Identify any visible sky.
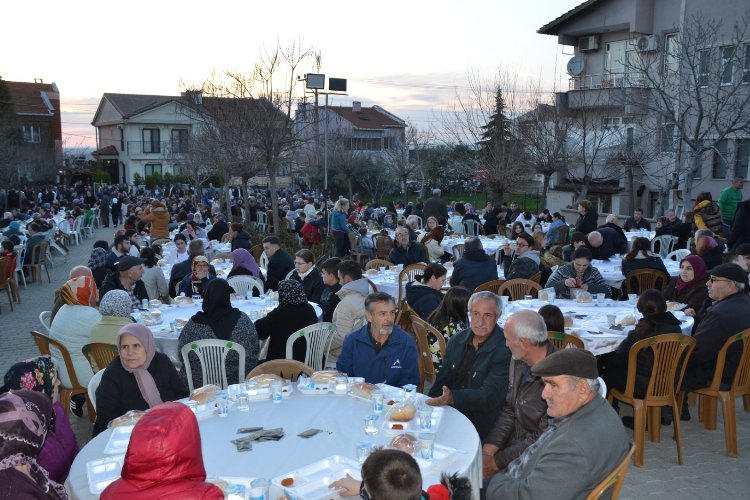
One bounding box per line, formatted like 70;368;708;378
1;0;582;150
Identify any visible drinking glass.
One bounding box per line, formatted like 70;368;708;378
418;432;436;460
249;478;269;500
628;293;638;305
270;380;283;404
364;415;379;435
356;441;373;463
418;406;434;431
236;394;250;412
371;390;384;413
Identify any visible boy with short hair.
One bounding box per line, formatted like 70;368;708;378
319;257;342;322
331;449;424;499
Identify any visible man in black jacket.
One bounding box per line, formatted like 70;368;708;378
99;256;149;309
388;226;427;266
586;228;627;260
206;213;229;241
263;235;294;291
168;240;216;297
230;223;252;251
421;189;448;221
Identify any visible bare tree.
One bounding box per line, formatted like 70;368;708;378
627;12;750;202
358;156;395;205
383;122;431;203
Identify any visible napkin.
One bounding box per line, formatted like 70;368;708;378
231;427;285;452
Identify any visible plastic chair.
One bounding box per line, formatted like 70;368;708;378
551;224;570;247
256;212;268;233
0;258;15;313
88;369;104;411
608;333;696;467
365;259;393;271
14;245;26;290
528;271;542;284
82;343;119;373
28;241;51;284
39;311;52;334
462;219;483;236
259;252;269;269
497;278;542;301
688;328;750;457
181;340;246;393
366;279;379;292
622;269;670;295
651;235;677;258
409;312;441;393
73;216;86;241
396;300;416;335
397;263;428;305
348;232;369;268
548;331;585;349
374;234;394;259
665;249;690;261
151;238;172;246
30;330;95;421
285;322;336;371
82;214;95;238
247;359;313;381
585;443;635;500
474;279;507;294
451;244;465;261
284;268;295;280
227;276;264;297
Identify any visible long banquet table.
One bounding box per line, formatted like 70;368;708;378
67;388;482;499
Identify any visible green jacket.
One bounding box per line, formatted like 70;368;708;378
718;186;743;221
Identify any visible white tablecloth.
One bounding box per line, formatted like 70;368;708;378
501;298;694;356
441;235;504;257
148;299;322;365
591;257;680;288
66;389;481;499
366;266;503;300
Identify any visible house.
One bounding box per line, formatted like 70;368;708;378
4;79;62;183
539;0;750;217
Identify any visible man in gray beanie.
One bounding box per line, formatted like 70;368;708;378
485;349;630;499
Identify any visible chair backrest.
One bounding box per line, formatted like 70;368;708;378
151;238;172;246
30;330;84;390
497;278;542;300
623;333;696;403
462;219;482;236
180;340;246;392
585;444;635;500
285;322;336;371
414;216;423;230
38;311;52;334
82;343;119;372
665;249;690;261
553;224;569;246
528;271;542;284
74;216;84;233
246;359;313;381
452;243;465;261
227;276;264;297
396;300;416;334
0;258;10;287
548;331;585;349
702;328;750;394
30;241;49;265
622;269;670;295
365;259;393;271
374;234;394;259
409;313;438;392
366;279;379;292
88;369;105;410
650;235;677;258
249;244;263;263
259;252;269;269
398;263;428;304
256;211;267;224
474;279;507;294
15;246;25;273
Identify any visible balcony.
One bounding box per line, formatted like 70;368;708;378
563;72;650;112
568;71;649;91
126;141;188;159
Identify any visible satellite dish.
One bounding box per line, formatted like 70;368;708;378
566;56;585;76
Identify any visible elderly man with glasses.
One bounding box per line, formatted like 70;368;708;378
681;263;750;419
388;226;428;266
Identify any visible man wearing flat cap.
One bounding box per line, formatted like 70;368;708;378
682;263;750;414
100;256;149;310
485;349;630;500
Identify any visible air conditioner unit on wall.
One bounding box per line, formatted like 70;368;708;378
579;35;599;52
636;35;658;52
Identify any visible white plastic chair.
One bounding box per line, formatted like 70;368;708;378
73;216;86;241
227;276;264;297
39;311;52;334
414;215;423;230
256;212;268;233
14;246;26;288
259;252;269;269
284;268;296;280
88;369;105;410
82;214;95;238
665;249;690;261
285;322;336;371
181;339;246;393
650;235;677;258
462;219;482;236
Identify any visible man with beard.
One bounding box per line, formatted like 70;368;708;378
336;292;419;387
388;226;428;266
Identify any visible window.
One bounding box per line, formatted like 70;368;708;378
712;139;728;179
736;139;750;179
142;128;160;153
743;43;750;84
22;125;40;143
664;33;679;76
698;49;711;87
144;163;162;176
720;46;735;85
660;117;675;153
171;129;189;154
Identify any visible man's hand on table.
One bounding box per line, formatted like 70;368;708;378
426;385;454;406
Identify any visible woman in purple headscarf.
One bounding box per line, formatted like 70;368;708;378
0;390;67;499
228;248;262;279
664;255;710;316
92;324;188;437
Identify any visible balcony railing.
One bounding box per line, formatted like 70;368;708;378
569;72;649;91
126;141;188;156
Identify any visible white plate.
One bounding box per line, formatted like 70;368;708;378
298;383;332;395
272;455;361;500
103;425;134;455
86;455;124;495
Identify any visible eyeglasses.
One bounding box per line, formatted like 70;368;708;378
708;277;732;284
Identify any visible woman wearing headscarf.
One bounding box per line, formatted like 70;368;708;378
1;357;79;484
664;255;710;315
178;256;216;298
49;276;101;391
100;402;222;499
90;290;134;345
93;324;188;437
227;248;263;280
88;247;109;289
254;280;318;362
0;390;67;499
178;280;259;390
461;203;481;224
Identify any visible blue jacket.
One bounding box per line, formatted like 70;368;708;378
336;324;420;387
331;210;349;232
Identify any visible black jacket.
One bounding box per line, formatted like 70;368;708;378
99;271;149;303
388;242;428;266
93;352;188;437
449;248;498;292
405;282;443;320
291;267;325;304
575;211;599;235
206;220;229;241
231;231;252;251
266;249;295;291
255;303;318;362
319;283;341;322
589;227;627;260
728;199;750;250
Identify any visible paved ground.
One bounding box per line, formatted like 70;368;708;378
1;226;747;498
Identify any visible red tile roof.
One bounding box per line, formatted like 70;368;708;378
5;81;58;115
92;145;119;156
327;105;405;130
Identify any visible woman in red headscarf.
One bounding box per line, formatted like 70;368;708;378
664;255;709;316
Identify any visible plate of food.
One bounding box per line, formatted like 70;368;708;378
271;455;361;500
